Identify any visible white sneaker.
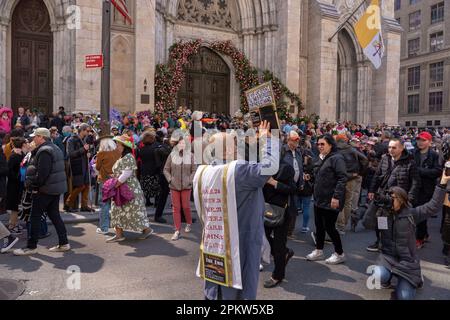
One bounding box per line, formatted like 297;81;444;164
259;264;264;271
185;224;192;233
96;228;108;235
1;237;19;254
171;230;180;241
306;249;324;261
49;244;71;252
325;252;346;265
13;248;37;256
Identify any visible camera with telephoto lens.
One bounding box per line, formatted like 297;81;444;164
374;191;393;209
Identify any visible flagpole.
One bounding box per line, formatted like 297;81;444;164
100;0;111;134
328;0;368;42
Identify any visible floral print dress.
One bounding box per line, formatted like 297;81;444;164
110;153;149;231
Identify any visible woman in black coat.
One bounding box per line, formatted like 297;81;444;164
307;134;348;265
6;137;26;233
138;131;159;206
263;163;297;288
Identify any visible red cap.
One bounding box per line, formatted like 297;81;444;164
417;132;432;141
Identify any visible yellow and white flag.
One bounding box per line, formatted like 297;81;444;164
355;0;384;69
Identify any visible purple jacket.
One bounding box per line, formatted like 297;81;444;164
102;178;134;206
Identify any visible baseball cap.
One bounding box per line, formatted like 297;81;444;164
417;131;432;141
29;128;50;138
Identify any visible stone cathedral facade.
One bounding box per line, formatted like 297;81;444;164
0;0;402;125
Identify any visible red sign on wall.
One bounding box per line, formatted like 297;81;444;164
85;55;103;68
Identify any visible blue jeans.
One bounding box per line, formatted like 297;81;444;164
373;265;416;300
298;196;312;229
98;182;111;232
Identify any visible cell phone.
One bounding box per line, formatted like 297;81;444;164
445;161;450;176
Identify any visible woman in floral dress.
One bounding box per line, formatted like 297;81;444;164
106;134;153;243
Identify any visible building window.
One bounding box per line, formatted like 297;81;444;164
431;2;444;24
435;120;441;126
395;0;401;11
427;120;433;126
410;0;420;4
409;11;421;31
430;32;444;52
412;121;418;126
405;121;411;127
429;91;443;112
408;66;420;90
408;94;420;113
408;38;420;56
430;61;444;88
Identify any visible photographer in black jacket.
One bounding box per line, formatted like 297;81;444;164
366;171;450;300
367;138;421;252
13;128;69;256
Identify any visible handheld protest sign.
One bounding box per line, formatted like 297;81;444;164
245;81;280;130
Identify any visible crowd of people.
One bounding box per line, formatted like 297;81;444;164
0;104;449;301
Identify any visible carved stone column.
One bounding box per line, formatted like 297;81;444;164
135;0;155;111
307;1;340;120
0;21;7;105
357;63;372;124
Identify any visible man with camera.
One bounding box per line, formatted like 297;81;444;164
366;138;421;252
413;132;441;249
65;123;94;212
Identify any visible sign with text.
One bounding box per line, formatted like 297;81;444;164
245;81;276;110
245;81;280;129
85;55;103;68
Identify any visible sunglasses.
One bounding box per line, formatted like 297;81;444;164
317;143;326;146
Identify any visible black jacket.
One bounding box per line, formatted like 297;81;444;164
0;148;8;198
413;148;441;205
299;147;315;197
25;141;67;195
50;116;65;133
336;140;368;178
138;143;158;176
375;140;389;160
67;135;89;187
313;151;348;212
280;145;304;189
369;151;421;206
373;186;447;288
263;164;297;217
155;142;172;175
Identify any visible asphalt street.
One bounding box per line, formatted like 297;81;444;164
0;209;449;300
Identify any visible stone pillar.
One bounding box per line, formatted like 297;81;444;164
52;23;64;112
371;19;402;125
256;30;263;69
135;0;155;111
357;63;372;124
339;66;351;120
75;0;102;113
242;31;252;62
307;1;340;121
165;17;175;61
0;22;7;106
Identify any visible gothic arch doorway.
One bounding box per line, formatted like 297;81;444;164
177;47;230;114
11;0;53;114
337;28;357;122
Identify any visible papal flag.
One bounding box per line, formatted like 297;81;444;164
355;0;384;69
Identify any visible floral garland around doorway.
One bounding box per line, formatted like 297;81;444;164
155;40;303;120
